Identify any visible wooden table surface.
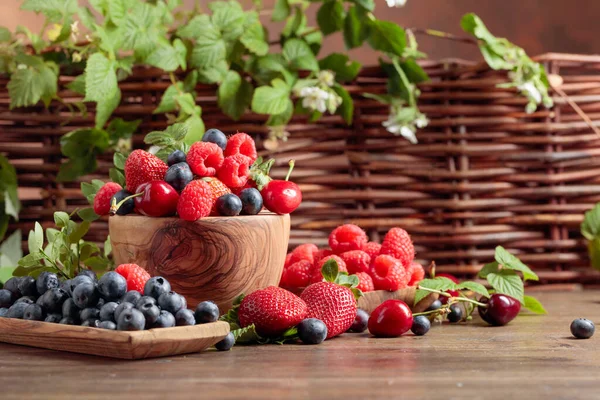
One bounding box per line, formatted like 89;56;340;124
1;291;599;400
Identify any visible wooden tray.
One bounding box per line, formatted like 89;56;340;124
0;319;230;360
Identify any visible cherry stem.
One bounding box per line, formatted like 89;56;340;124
109;193;142;216
285;160;295;181
455;296;488;307
417;286;451;297
413;308;446;317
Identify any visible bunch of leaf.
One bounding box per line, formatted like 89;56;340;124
581;203;600;270
0;155;20;242
415;246;546;321
11;211;113;280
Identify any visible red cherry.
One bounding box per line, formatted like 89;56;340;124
368;299;413;337
477;294;521;326
134;181;179;217
261;160;302;215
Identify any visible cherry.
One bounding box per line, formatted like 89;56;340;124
367;299;413;337
477;294;521;326
261;160;302;215
134;181;179;217
436;273;460;304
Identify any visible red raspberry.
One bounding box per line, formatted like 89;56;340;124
283;260;312;288
284;253;293;268
93;182;122;216
340;250;371;274
380;228;415;267
314;248;334;262
310;255;347;284
177;180;213;221
224;132;257;163
115;263;151;293
124;150;168;192
217;154;251;188
370;255;409;291
355;272;374;292
187;142;224;177
289;243;319;265
363;242;382;259
407;262;425;286
329;224;368;254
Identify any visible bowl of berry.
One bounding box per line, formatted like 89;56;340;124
93;129;302;312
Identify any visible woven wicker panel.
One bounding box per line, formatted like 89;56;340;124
2;53;600;283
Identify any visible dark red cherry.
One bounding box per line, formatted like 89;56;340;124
478;294;521;326
134;181;179;217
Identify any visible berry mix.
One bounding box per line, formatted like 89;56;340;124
93;129;302;220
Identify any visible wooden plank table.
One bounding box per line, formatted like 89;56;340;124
1;291;599;400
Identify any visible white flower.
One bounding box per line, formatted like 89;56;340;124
386;0;407;7
415;115;429;129
70;21;79;42
17;64;26;70
317;70;335;87
518;81;542;104
383;118;418;144
300;86;330;113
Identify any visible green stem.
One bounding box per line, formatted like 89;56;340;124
413;308;444;317
284;160;295;181
416;286;452;297
109;193;143;216
392;57;416;107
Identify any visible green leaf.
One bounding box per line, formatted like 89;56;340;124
587;237;600;270
38;64;58;107
69;221;90;243
321;259;338;283
494;246;538;281
0;230;23;265
84;53;118;103
460;13;496;43
109;168;125;186
332;84;353;125
266;100;294;126
21;0;77;22
350;0;374;11
251;79;292;115
95;88;121;129
83;256;110;272
17;251;44;267
54;212;70;228
106;0;133;26
319;54;361;82
8;68;43;109
28;222;44;254
176;14;210;39
184;116;205;145
77;208;99;222
58;128;110;181
283;39;319;71
218;71;254;121
107;118;140;142
154;83;182;114
478;261;499;279
0;155;20;220
122;2;160;59
414;277;458;305
343;6;368;49
457;281;490;298
367;20;406;57
190;22;226;69
0;27;12;42
240;22;269;56
104;236;112;258
487;270;524;304
581;203;600;240
67;74;86;95
146;43;182;72
522;295;547;314
198;61;229;84
211;1;245;41
272;0;290;21
317;1;344;36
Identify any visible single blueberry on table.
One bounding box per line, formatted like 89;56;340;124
39;288;69;314
6;302;29;319
0;289;14;308
216;194;243;216
571;318;595;339
447;305;463;323
136;296;160;327
348;309;369;333
18;276;38;298
72;282;100;309
411;315;431;336
111;190;135;215
164;162;193;192
297;318;328;345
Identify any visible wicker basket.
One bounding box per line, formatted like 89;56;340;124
2;53;600;284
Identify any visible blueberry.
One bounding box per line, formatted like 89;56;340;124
17;297;35;305
3;277;23;298
72;282;100;309
99;321;117;330
571;318;595;339
0;289;14;308
349;309;369;333
99;302;119;322
297;318;328;344
36;272;59;296
96;298;105;309
216;194;243;216
121;290;142;304
114;302;135;321
411;315;431;336
175;309;196;326
202;128;227;150
151;310;176;329
59;317;77;325
98;271;127;301
111;190;135;215
44;313;63;323
447;304;463;323
81;319;101;328
215;332;235;351
239;188;263;215
77;270;97;282
6;302;29;319
195;301;219;324
164;162;193;192
69;275;94;294
80;307;100;321
426;299;443;312
18;276;38;298
135;296;160;327
158;291;186;315
60;279;72;296
167;150;187;166
23;304;45;321
144;277;171;300
0;308;8;318
39;288;69;313
117;308;146;331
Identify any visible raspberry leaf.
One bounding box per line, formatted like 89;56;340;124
522;295;547;315
478;261;499;279
415;277;458;305
486;270;524;304
457;281;490;298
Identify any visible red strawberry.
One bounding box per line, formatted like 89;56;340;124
289;243;319;265
301;282;357;339
93;182;122;216
177;180;213;221
340;250;371;274
238;286;308;336
329;224;368;254
115;263;151;293
362;242;382;259
124;150;168;192
379;228;415;267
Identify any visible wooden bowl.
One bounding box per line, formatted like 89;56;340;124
358;287;439;314
109;213;290;312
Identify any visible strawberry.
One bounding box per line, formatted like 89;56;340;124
202;177;232;215
238;286;308;336
93;182;122;216
124;150;168;192
115;263;151;293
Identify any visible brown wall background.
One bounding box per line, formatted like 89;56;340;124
1;0;600;63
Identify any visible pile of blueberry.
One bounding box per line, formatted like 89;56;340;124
0;271;234;351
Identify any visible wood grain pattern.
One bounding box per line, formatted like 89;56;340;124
0;319;230;360
358;287;439;314
109;213;290;312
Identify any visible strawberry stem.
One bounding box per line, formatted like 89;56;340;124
109;193;142;216
285;160;295;181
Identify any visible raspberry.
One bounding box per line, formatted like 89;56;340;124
284;253;293;268
355;272;374;292
283;260;312;288
310;255;347;284
408;262;425;286
224;132;257;163
314;248;334;262
124;149;168;192
93;182;122;216
289;244;319;265
202;177;232;215
115;264;151;293
363;242;381;259
380;228;415;267
340;250;371;274
187;142;224;177
217;154;251;188
329;224;368;254
177;180;213;221
370;255;409;291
